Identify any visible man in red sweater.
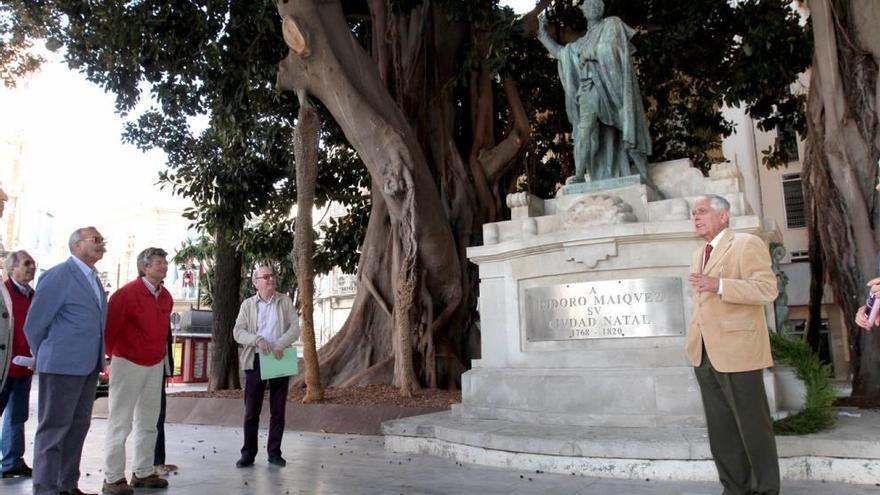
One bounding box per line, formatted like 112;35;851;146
101;248;173;495
0;250;36;479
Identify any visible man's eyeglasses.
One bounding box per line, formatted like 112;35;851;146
81;236;106;244
254;274;277;281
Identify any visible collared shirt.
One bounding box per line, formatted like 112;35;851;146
141;277;162;300
256;292;279;345
70;255;103;305
10;277;33;299
707;228;728;294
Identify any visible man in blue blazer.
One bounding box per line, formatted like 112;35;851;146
25;226;108;495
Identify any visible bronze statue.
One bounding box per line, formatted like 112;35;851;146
538;0;659;195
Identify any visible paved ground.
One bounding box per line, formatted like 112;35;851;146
2;381;878;494
1;415;878;494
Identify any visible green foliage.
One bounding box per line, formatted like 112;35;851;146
770;332;837;435
0;3;46;87
1;0;369;292
172;235;215;307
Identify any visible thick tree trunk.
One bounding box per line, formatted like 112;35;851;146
277;0;463;388
804;0;880;399
805;211;825;351
293;95;324;402
209;229;242;390
276;0;526;389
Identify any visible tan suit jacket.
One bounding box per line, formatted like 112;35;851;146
686;229;778;372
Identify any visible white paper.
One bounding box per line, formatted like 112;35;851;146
12;355;35;368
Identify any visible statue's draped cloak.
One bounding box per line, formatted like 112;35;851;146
557;17;652;180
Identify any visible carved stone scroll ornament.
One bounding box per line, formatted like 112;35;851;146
563;194;637;227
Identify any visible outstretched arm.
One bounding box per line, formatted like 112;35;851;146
537;13;563;58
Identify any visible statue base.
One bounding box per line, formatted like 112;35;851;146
559;174;646;197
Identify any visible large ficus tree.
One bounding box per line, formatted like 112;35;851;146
2;0;812;391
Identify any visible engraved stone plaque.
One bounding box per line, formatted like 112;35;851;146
523;278;685;341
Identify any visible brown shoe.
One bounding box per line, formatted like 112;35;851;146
102;478;134;495
131;472;169;489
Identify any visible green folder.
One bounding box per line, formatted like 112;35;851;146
259;347;299;380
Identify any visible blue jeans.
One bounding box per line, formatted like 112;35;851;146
0;374;32;472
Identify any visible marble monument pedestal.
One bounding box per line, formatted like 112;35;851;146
382;160;876;483
460;158;773;429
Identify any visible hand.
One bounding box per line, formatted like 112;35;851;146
257;339;271;355
868;277;880;296
537;11;548;32
855;306;874;330
688;273;719;294
272;347;284;360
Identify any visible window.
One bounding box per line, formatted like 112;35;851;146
781;172;806;229
789;250;809;262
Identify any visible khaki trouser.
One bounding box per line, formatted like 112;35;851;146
103;357;163;481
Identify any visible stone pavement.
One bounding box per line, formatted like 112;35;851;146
1;417;877;495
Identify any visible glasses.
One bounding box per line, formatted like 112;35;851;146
81;236;106;244
254;274;277;281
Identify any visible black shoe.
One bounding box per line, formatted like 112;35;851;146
235;457;255;468
267;455;287;467
1;462;32;478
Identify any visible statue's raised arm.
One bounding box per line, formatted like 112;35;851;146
537;0;662;198
537;12;563;59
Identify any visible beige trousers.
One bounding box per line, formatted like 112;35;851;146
103;357;163;481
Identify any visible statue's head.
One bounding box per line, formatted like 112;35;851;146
580;0;605;20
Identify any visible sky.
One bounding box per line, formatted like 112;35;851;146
0;1;534;252
501;0;535;13
0;48;186;236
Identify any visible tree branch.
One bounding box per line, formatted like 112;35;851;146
468;57;498;222
282;16;310;57
482;77;530;184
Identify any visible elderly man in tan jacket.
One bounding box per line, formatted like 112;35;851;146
232;265;300;469
686;194;780;495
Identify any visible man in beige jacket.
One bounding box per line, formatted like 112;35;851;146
686;195;780;495
232;265;300;469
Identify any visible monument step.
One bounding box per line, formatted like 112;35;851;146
462;366;706;427
383;409;880;485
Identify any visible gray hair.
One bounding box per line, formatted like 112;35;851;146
698;194;731;214
137;247;168;273
68;226;97;252
5;250;32;270
252;265;274;280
